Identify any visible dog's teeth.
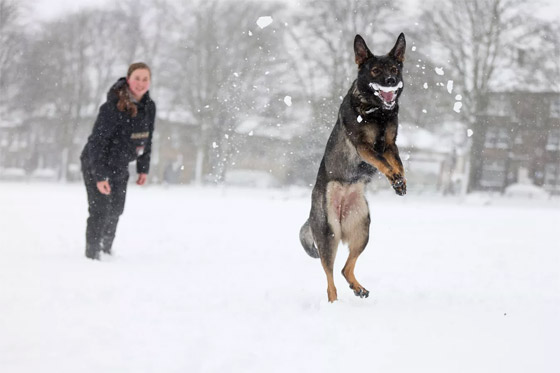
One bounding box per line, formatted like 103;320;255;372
370;81;403;93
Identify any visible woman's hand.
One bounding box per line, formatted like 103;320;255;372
137;173;147;185
96;180;111;195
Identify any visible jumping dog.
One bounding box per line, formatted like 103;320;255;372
300;33;407;302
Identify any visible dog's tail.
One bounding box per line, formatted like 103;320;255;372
299;219;319;258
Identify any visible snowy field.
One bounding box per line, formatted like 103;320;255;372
1;182;559;373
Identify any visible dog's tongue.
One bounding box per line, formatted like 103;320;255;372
380;91;394;102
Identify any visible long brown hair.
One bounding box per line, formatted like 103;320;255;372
116;62;151;118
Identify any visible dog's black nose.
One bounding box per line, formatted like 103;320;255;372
386;77;396;86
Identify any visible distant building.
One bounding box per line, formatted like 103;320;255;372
0;116;63;181
384;122;468;194
472;92;560;194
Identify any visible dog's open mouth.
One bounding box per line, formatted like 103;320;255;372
369;82;403;109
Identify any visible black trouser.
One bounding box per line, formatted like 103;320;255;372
82;166;129;256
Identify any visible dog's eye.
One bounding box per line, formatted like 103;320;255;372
371;68;381;76
390;66;398;75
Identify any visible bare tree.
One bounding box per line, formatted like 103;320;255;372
167;0;288;184
517;21;560;92
419;0;544;192
84;8;144;104
18;8;139;179
20;15;89;179
0;0;25;122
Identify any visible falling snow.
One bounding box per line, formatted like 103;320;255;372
447;80;454;94
454;102;463;113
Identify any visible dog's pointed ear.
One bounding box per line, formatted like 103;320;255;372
354;34;372;67
389;33;406;63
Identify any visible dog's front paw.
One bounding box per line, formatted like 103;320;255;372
392;175;407;196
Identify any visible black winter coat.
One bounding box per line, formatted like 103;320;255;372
81;78;156;182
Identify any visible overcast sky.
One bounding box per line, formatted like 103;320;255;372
26;0;560;22
27;0;111;20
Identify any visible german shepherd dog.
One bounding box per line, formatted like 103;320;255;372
300;33;406;302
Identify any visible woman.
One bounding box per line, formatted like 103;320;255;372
80;62;156;260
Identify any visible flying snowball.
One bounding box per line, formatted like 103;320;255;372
284;96;292;106
257;16;273;29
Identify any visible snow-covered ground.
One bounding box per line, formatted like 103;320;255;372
1;182;559;372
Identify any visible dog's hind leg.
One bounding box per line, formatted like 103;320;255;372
312;219;341;303
341;195;371;299
319;235;340;303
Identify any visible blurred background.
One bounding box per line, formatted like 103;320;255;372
1;0;559;196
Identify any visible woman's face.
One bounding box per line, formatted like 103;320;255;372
127;68;151;99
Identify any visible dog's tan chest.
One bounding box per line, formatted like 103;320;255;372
326;181;368;226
